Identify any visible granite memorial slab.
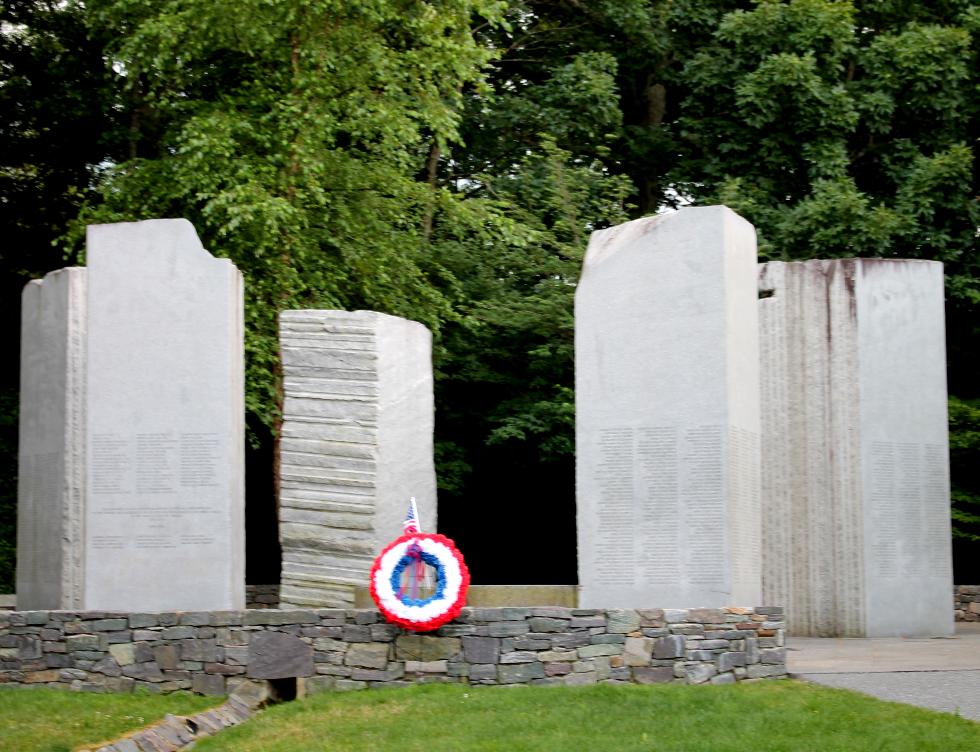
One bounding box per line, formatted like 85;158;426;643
17;268;87;610
575;206;762;608
759;258;953;637
18;219;245;611
278;310;436;608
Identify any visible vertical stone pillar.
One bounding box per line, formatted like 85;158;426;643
18;218;246;611
83;219;245;611
575;206;761;608
16;268;87;610
278;310;436;608
760;259;953;637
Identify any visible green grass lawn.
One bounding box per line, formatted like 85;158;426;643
191;681;980;752
0;687;221;752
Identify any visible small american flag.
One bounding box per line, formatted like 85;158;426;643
403;497;421;535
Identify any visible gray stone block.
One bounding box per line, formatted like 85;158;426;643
122;662;164;682
351;666;405;681
564;671;598;686
192;673;226;696
685;663;717;684
244;610;316;627
89;619;128;632
606;610;641;634
342;625;372;642
461;636;499;664
17;221;246;612
180;639;220;663
394;635;460;661
653;635;685;659
761;648;785;665
497;662;545;684
108;643;135;666
528;617;568;633
160;626;195;640
278;311;436;608
404;660;447;673
576;208;762;608
16;268;87;611
590;634;626;645
760;259;952;637
179;612;211;626
551;633;591;649
66;634;105;652
499;651;537;664
623;636;654;667
247;632;314;678
299;676;336;695
154;645;179;670
334;680;368;692
468;664;496;683
576;644;621;659
510;636;551;650
344;642;390;670
718;651;746;672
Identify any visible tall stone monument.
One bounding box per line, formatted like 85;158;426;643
576;206;762;608
17;219;245;611
278;310;436;608
17;268;86;610
759;259;953;637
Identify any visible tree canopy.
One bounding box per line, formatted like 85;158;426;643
0;0;977;590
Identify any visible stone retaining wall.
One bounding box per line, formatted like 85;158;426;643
0;607;785;694
955;585;979;622
245;585;280;610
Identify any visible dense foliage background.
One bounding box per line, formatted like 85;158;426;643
1;0;977;591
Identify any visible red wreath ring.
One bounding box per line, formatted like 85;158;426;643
369;532;470;632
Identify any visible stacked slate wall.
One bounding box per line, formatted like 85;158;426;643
0;607;785;694
955;586;979;622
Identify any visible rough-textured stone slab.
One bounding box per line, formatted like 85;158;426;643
633;666;674;684
278;310;436;608
461;637;499;664
576;206;761;608
759;259;953;637
247;632;314;678
17;268;87;610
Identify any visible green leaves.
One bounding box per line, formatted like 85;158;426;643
78;0;506;436
949;397;980;541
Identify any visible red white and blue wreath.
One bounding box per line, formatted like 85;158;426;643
369;498;470;632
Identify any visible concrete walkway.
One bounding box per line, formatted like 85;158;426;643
787;622;980;721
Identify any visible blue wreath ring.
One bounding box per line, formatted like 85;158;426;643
369;532;470;632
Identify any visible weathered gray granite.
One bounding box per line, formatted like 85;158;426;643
83;220;245;611
759;259;953;637
17;219;245;612
575;206;762;608
17;268;87;610
278;310;436;608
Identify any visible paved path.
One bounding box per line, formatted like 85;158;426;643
787;622;980;721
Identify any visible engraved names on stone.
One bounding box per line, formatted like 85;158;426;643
593;425;729;591
18;219;245;611
759;258;952;637
576;206;761;608
82;219;244;611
